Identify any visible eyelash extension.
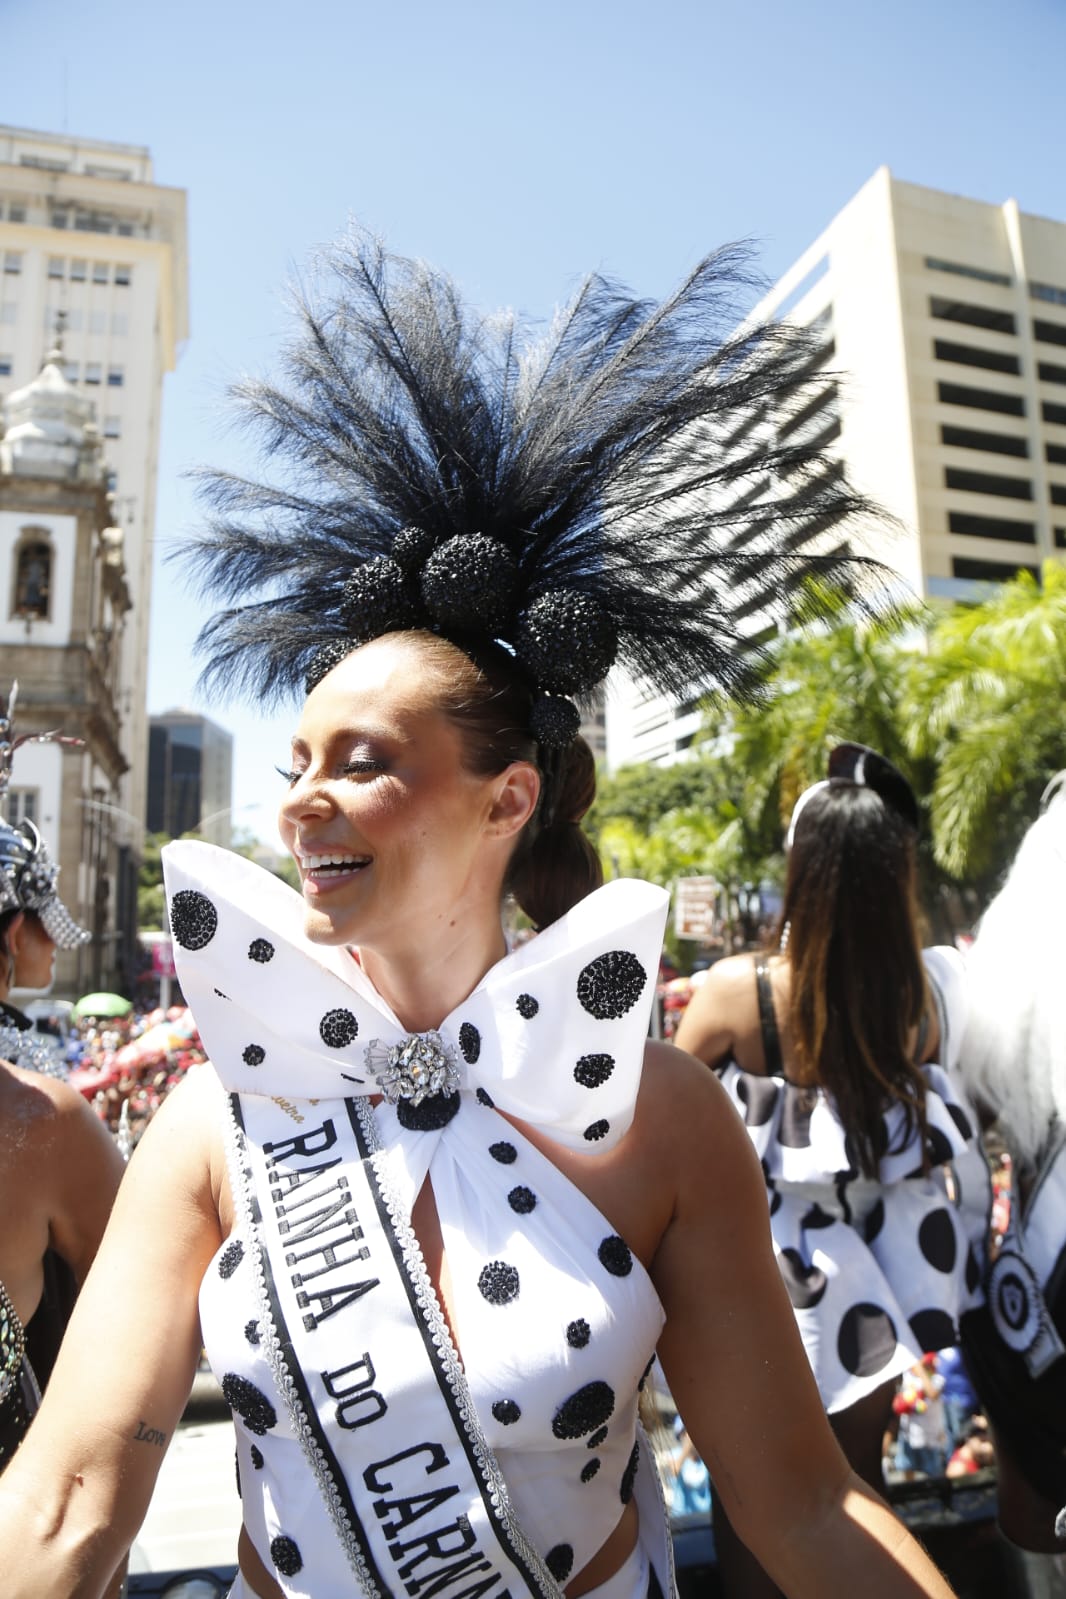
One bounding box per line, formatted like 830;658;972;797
275;765;301;786
275;760;384;786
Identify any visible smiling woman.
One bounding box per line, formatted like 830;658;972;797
0;232;958;1599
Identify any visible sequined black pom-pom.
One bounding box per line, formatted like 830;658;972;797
529;694;580;749
420;534;518;630
305;638;357;693
515;590;618;695
392;524;439;576
340;556;424;640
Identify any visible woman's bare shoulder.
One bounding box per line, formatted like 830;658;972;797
638;1039;748;1168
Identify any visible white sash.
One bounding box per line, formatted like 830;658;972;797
230;1087;564;1599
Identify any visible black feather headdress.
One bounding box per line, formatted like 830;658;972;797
186;231;884;737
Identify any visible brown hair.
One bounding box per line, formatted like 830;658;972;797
780;782;929;1178
405;631;603;930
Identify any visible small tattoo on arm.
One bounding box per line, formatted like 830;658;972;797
133;1420;167;1447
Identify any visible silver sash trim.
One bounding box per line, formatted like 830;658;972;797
226;1089;565;1599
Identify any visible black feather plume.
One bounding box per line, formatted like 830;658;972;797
184;231;888;707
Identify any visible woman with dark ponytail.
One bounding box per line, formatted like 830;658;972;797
676;744;990;1599
0;239;959;1599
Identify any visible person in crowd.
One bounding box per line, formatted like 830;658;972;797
894;1357;949;1482
0;710;125;1468
945;1418;994;1480
957;782;1066;1589
675;743;989;1598
0;236;959;1599
936;1344;979;1454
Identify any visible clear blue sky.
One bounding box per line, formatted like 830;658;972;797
6;0;1064;844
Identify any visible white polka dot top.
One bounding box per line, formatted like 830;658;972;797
165;843;673;1597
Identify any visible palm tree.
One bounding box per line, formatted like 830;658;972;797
903;560;1066;887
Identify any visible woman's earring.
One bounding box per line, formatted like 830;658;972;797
779;921;791;954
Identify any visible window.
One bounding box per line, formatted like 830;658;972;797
948;511;1036;543
11;532;53;620
114;264;131;286
69;259;87;282
934;338;1021;376
92;262;109;284
20;154;68;172
926;257;1012;287
1047;444;1066;466
65;308;82;332
50;211;68;229
6;789;38;826
945;467;1032;501
778;383;839;443
941;424;1028;458
938;381;1025;417
3;252;21;275
47;256;65;279
1034;319;1066;349
1031;282;1066;308
7;206;25;224
74;213;114;234
64;361;79;382
1044;402;1066;426
84;362;101;384
110;312;128;336
1039;362;1066;387
1051;485;1066;507
0;304;17;326
103;416;121;438
1056;528;1066;549
88;310;106;335
116;222;134;237
0;356;12;377
952;556;1039;582
107;365;124;386
930;297;1015;335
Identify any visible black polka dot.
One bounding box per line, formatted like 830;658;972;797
248;938;275;963
620;1441;640;1503
567;1318;591;1349
244;1319;260;1346
476;1087;495;1107
584;1119;610;1143
489;1141;518;1164
638;1354;655;1391
779;1083;817;1148
517;993;539;1019
492;1398;521;1425
910;1308;956;1354
574;1053;614;1089
170;890;218;951
837;1303;898;1379
250;1444;264;1470
235;1450;241;1499
966;1246;982;1295
242;1044;265;1067
735;1074;780;1127
802;1204;835;1230
587;1426;609;1448
864;1198;886;1244
213;987;230;999
925;1126;955;1168
918;1208;958;1274
552;1380;615;1439
478;1261;520;1305
581;1458;601;1483
459;1022;481;1064
769;1187;782;1217
271;1534;303;1577
398;1091;460;1131
947;1102;973;1142
778;1247;829;1310
319;1009;358;1049
508;1185;537;1214
577;950;647;1019
598;1235;633;1277
546;1545;574;1582
218;1240;244;1279
222;1373;277;1436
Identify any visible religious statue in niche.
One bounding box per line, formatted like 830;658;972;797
13;539;52;620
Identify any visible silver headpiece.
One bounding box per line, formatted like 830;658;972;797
0;683;90;949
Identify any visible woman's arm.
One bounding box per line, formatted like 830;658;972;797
0;1068;226;1597
43;1077;126;1285
650;1049;955;1599
672;960;742;1065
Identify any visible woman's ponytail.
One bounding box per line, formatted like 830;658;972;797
508;736;602;930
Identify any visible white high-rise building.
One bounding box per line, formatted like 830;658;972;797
608;168;1066;769
0;125;188;844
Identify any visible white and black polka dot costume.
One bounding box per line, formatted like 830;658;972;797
166;843;672;1598
716;948;991;1413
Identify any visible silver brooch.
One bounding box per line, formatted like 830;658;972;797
366;1031;462;1106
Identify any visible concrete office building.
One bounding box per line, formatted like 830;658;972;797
147;710;234;847
0;125;188;843
607;168;1066;769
